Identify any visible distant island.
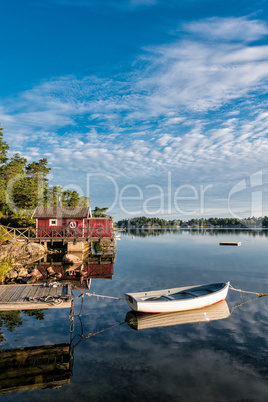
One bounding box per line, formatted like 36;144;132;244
117;216;268;229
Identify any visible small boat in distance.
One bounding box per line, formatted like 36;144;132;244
219;242;241;246
125;282;230;313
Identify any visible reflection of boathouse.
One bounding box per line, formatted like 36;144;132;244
35;240;117;287
36;257;115;283
0;343;72;394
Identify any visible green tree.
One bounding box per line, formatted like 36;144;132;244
5;158;52;213
0;123;9;165
25;158;51;207
92;206;109;217
2;154;27;215
26;158;51;178
78;196;91;207
46;185;63;206
62;190;80;207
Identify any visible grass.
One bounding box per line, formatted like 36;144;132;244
0;257;12;284
0;226;10;244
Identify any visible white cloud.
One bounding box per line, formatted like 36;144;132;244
184;17;268;42
4;17;268;136
46;0;159;10
1;17;268;218
140;37;268;113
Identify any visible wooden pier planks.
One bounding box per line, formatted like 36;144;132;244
0;284;72;310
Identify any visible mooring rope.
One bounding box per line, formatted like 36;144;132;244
85;292;124;301
72;285;124;301
229;284;268;297
27;295;67;305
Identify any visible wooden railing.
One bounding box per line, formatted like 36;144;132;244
0;224;114;241
0;225;35;240
36;227;113;239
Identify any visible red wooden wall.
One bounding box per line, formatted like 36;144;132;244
36;218;113;238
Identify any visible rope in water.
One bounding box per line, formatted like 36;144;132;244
229;284;268;297
84;321;124;339
230;295;261;315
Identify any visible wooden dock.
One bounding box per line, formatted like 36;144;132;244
0;283;72;311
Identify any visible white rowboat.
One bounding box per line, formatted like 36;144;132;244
125;282;230;313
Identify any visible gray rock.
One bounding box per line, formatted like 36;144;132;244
17;268;29;277
6;270;18;280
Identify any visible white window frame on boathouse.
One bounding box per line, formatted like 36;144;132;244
49;219;58;226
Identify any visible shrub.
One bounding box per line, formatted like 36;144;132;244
0;226;9;244
0;257;12;284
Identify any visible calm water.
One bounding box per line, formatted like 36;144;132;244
1;230;268;401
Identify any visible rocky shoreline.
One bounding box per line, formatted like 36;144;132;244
0;240;46;262
0;240;46;284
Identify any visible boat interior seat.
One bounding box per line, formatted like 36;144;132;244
203;288;215;293
163;295;175;300
184;291;199;297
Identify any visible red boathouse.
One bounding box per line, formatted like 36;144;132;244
31;206;113;240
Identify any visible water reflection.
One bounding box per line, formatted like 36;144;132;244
1;230;268;401
125;300;230;331
0;343;72;395
35;257;114;288
26;240;117;288
0;310;45;347
1;290;267;399
0;240;117;395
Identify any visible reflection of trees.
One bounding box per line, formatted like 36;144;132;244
0;310;44;348
93;241;102;254
0;311;23;332
23;310;45;320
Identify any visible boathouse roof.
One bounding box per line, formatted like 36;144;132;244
31;206;92;219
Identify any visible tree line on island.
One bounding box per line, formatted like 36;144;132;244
117;216;268;229
0;124;108;227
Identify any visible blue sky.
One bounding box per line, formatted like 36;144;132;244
1;0;268;220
